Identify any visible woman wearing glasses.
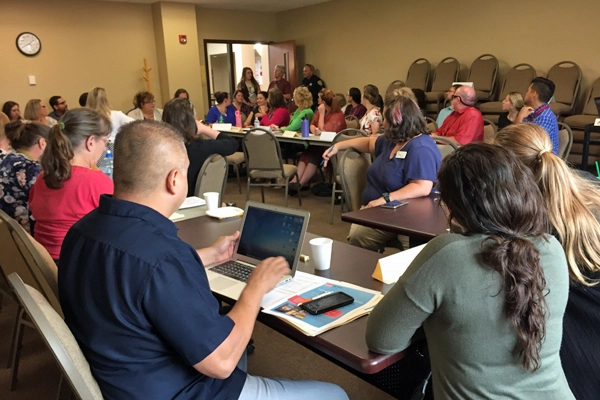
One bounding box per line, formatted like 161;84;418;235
366;143;575;399
23;99;57;127
29;109;113;262
127;91;163;121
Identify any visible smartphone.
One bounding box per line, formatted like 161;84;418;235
300;292;355;315
382;200;408;209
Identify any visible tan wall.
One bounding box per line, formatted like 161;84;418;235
0;0;160;113
277;0;600;112
196;7;277;114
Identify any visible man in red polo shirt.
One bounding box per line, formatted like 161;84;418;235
431;85;483;145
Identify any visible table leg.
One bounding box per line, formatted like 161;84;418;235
582;126;591;169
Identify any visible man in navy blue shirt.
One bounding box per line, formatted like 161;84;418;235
58;120;348;400
517;77;559;154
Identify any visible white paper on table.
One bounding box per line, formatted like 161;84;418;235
372;244;426;284
260;271;330;308
319;131;336;142
169;212;185;221
179;196;206;209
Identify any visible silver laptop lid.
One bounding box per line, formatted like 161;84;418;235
234;201;310;277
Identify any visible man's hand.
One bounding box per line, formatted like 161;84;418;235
197;231;240;265
366;197;386;208
517;106;534;122
246;257;290;295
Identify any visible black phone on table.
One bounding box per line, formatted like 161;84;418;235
382;200;408;209
300;292;354;315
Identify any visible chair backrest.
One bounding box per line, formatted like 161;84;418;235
0;215;37;292
339;148;371;212
498;63;537;100
467;54;499;97
243;128;285;172
385;80;405;97
434;136;459;160
582;77;600;115
0;210;62;315
557;122;574;160
483;119;498;144
330;129;368;175
405;58;431;91
8;273;104;400
430;57;460;92
345;115;360;130
546;61;581;110
194;154;228;201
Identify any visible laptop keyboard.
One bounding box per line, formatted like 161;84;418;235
211;261;254;283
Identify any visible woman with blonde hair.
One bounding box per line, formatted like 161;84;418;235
29;108;114;261
498;92;524;129
360;84;382;136
273;86;314;132
24;99;57;127
495;122;600;400
87;87;134;141
0;112;10;151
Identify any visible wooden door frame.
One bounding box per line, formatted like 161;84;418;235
203;39;271;111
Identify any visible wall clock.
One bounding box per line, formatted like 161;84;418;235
16;32;41;56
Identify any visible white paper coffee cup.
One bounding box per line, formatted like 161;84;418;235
203;192;219;211
310;238;333;270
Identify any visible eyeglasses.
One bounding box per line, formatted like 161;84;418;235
143;100;155;104
451;95;464;104
58;101;66;106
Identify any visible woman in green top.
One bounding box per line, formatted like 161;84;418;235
366;144;575;400
269;86;314;132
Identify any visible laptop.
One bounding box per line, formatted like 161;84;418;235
205;201;310;300
595;97;600;115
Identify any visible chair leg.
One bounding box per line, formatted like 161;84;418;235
260;187;265;203
9;308;26;391
7;303;22;368
284;179;289;207
246;178;251;203
330;182;336;225
234;164;242;194
296;173;302;206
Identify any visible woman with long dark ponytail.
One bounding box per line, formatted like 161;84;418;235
366;143;574;399
29;108;113;262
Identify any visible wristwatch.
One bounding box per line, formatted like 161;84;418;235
382;192;391;202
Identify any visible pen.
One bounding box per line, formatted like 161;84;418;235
297;291;334;306
320;146;334;167
596;161;600;179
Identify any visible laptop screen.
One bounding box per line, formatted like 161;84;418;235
237;206;306;266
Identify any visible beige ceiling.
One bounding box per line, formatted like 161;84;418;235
98;0;333;13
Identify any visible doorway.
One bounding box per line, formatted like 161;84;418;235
204;40;271;108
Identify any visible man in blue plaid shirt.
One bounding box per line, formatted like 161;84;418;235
517;77;559;154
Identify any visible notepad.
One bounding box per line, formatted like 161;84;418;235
179;196;206;209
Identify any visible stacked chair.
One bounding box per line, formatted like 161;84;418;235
467;54;499;103
425;57;460;115
405;58;431;92
546;61;582;119
479;63;537;123
564;77;600;165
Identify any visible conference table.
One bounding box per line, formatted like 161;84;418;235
175;215;406;376
341;195;449;243
219;128;335;147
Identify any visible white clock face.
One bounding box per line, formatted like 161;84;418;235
17;33;41;56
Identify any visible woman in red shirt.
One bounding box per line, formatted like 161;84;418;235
29;108;113;261
290;89;346;194
260;88;290;127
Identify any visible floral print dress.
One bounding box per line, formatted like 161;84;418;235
0;152;42;233
360;107;383;136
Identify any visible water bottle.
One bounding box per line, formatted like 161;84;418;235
235;110;242;128
301;116;310;137
98;149;114;179
254;117;260;128
219;114;224;124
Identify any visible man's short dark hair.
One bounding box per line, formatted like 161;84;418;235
79;92;88;107
49;95;61;109
530;78;555;103
114;120;186;195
